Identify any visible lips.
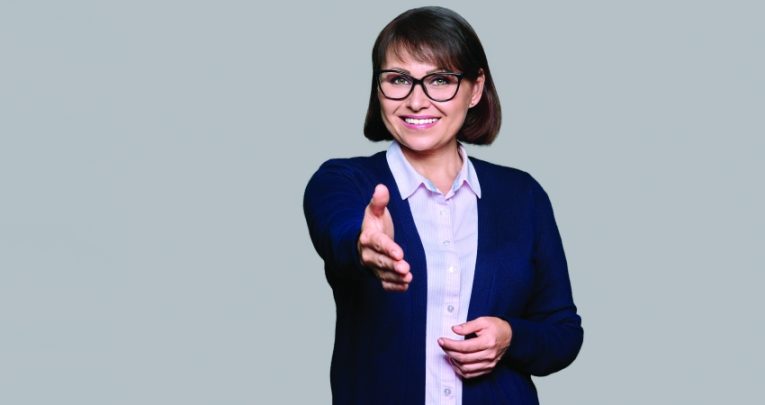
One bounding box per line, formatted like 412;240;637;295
401;116;440;129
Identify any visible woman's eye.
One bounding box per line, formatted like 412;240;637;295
429;75;454;86
390;75;412;86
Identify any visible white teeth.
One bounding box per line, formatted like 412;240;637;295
404;118;438;125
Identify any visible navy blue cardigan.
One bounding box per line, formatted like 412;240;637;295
303;151;583;404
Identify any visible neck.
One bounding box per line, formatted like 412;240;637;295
399;141;463;194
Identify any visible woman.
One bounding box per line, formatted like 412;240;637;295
304;6;582;404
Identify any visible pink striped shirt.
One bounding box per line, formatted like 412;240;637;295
386;141;480;405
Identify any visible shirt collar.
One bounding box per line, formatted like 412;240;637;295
385;141;482;200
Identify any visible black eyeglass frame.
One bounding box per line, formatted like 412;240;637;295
375;69;466;102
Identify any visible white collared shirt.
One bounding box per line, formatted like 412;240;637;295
386;141;480;405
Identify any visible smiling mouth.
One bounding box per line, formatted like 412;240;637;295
403;117;439;125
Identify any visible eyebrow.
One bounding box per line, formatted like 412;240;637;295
382;67;453;75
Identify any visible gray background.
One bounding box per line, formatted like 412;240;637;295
1;0;763;404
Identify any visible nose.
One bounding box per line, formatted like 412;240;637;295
405;82;430;111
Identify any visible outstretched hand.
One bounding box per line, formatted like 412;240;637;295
357;184;412;292
438;317;513;379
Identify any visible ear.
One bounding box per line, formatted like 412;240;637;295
468;69;485;108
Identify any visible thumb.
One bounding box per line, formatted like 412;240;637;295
452;318;484;336
368;184;390;217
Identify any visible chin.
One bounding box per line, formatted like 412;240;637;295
396;136;450;154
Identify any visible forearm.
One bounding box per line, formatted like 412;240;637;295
303;161;367;278
503;310;583;376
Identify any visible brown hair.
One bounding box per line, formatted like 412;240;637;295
363;6;501;144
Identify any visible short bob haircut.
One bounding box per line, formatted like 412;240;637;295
364;6;501;144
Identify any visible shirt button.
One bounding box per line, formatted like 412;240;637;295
444;388;452;396
447;305;455;313
447;266;455;273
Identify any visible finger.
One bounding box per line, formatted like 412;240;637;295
460;361;495;374
448;358;467;378
447;356;492;377
392;259;410;276
359;231;404;263
360;251;410;282
361;249;396;272
438;337;485;354
375;264;412;284
397;264;413;282
375;267;411;283
381;280;409;292
368;184;390;217
444;348;493;365
364;256;410;284
460;369;491;379
369;232;404;261
452;318;486;337
448;358;492;379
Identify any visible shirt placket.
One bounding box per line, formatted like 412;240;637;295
438;195;461;404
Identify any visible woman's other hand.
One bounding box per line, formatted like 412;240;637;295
357;184;412;292
438;317;513;379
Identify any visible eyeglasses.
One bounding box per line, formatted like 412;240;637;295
376;70;465;102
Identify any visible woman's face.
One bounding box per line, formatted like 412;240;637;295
378;48;484;158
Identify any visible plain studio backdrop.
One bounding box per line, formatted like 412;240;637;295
1;1;762;404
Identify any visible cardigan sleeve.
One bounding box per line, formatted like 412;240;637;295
303;159;369;281
502;179;584;376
